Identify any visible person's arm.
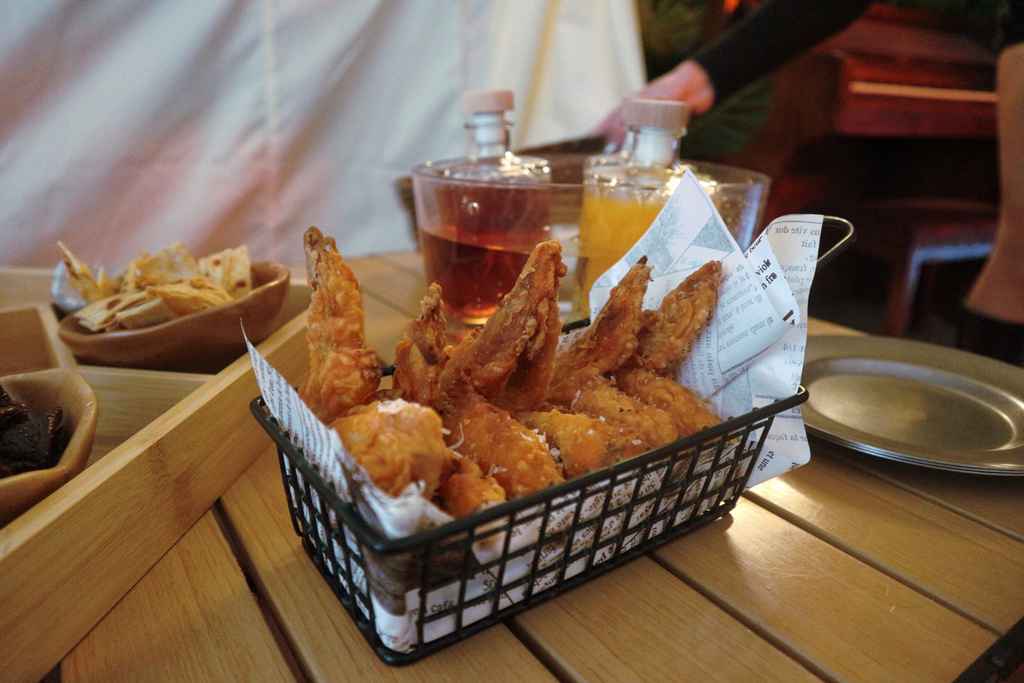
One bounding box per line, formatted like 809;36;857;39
592;0;871;141
692;0;872;105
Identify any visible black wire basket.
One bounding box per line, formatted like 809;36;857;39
250;215;853;665
250;387;808;665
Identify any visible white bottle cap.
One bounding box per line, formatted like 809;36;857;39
463;89;515;114
622;97;690;130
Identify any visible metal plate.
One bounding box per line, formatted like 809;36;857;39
803;335;1024;475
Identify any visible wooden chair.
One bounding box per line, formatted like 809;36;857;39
842;196;998;338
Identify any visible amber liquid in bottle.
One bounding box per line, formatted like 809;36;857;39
416;89;551;326
420;179;551;324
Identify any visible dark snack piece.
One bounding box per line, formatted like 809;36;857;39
0;387;30;433
0;406;68;478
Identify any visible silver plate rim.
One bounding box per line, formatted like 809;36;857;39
803;335;1024;476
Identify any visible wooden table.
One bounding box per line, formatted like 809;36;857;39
8;252;1024;682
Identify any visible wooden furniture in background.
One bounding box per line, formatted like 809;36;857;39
725;4;1002;338
839;197;998;337
727;3;999;220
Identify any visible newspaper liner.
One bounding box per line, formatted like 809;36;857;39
246;170;823;653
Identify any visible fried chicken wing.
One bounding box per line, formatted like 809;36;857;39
440;240;566;409
436;455;507;518
613;366;719;437
516;408;647;478
561;376;677;449
331;399;457;499
548;258;652;404
633;261;722;373
298;227;383;424
492;244;566;414
441;387;563;498
392;283;449;407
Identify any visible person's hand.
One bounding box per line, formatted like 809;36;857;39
591;60;716;147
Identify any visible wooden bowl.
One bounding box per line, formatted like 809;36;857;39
56;262;291;374
0;368;99;527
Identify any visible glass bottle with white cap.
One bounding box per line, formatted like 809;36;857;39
414;89;552;326
575;97;691;314
447;89;552;181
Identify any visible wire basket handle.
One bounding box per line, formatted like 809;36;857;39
818;215;856;270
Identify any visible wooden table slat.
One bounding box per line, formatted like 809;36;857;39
513;556;823;683
748;449;1024;633
826;446;1024;542
655;498;997;683
218;447;558;682
62;511;297;682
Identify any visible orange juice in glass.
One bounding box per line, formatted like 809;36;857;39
575;180;673;310
573;97;689;316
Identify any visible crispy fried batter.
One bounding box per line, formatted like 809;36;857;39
547;257;652;404
613;366;719;437
516;408;647;478
634;261;722;373
432;240;567;501
492;244;566;414
440;240;566;408
331;399;457;499
561;376;678;450
436;455;507;518
298;227;382;424
393;283;449;407
441;386;563;498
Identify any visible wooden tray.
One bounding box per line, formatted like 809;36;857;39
0;265;313;681
0;304;77;376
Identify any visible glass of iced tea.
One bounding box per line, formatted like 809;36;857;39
412;162;586;328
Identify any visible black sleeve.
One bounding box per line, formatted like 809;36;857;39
691;0;873;103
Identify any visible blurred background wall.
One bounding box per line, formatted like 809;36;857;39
0;0;644;268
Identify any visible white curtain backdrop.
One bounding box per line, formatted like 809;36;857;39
0;0;643;268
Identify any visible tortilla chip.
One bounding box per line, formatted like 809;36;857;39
73;291;152;332
59;240;257;334
57;241;118;303
119;257;142;293
95;267;119;299
129;242;201;289
198;245;251;299
114;297;178;329
146;277;233;316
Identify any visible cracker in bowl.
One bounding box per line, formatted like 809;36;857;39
58;241;254;333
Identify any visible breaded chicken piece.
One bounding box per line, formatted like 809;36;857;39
634;261;722;373
548;258;652;404
562;376;678;450
299;227;382;424
331;399;457;499
440;240;566;407
441;387;563;499
436;456;507;518
516;408;647;478
612;366;720;437
392;283;449;407
492;245;566;414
